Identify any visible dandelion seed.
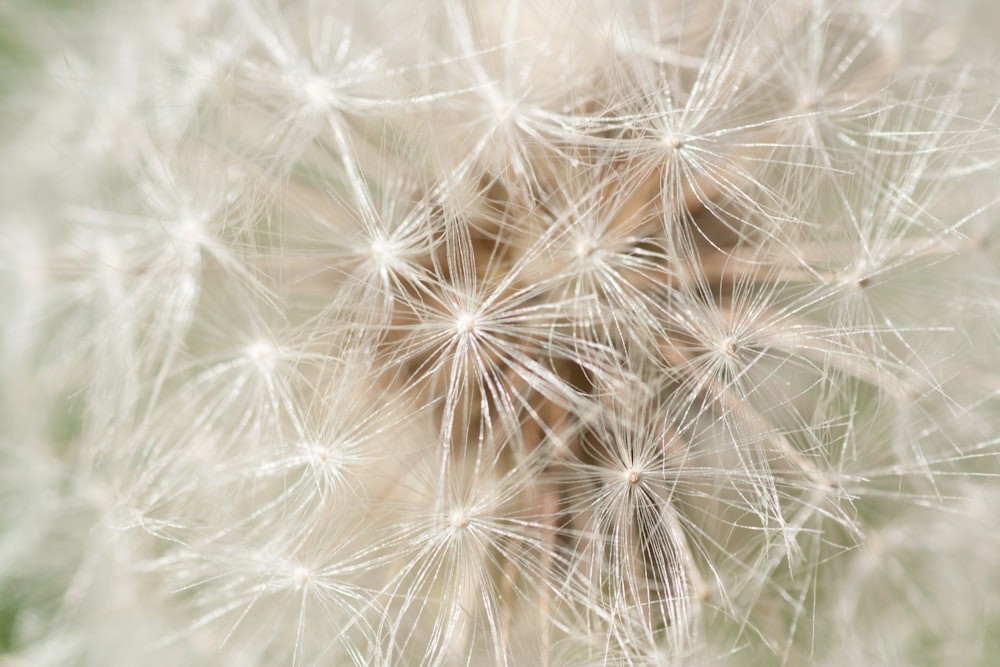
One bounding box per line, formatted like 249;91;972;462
454;312;478;336
662;133;684;151
449;510;470;531
243;339;279;371
291;565;311;589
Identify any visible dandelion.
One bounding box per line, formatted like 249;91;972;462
3;0;1000;665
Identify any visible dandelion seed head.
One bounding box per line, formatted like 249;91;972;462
7;1;1000;665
